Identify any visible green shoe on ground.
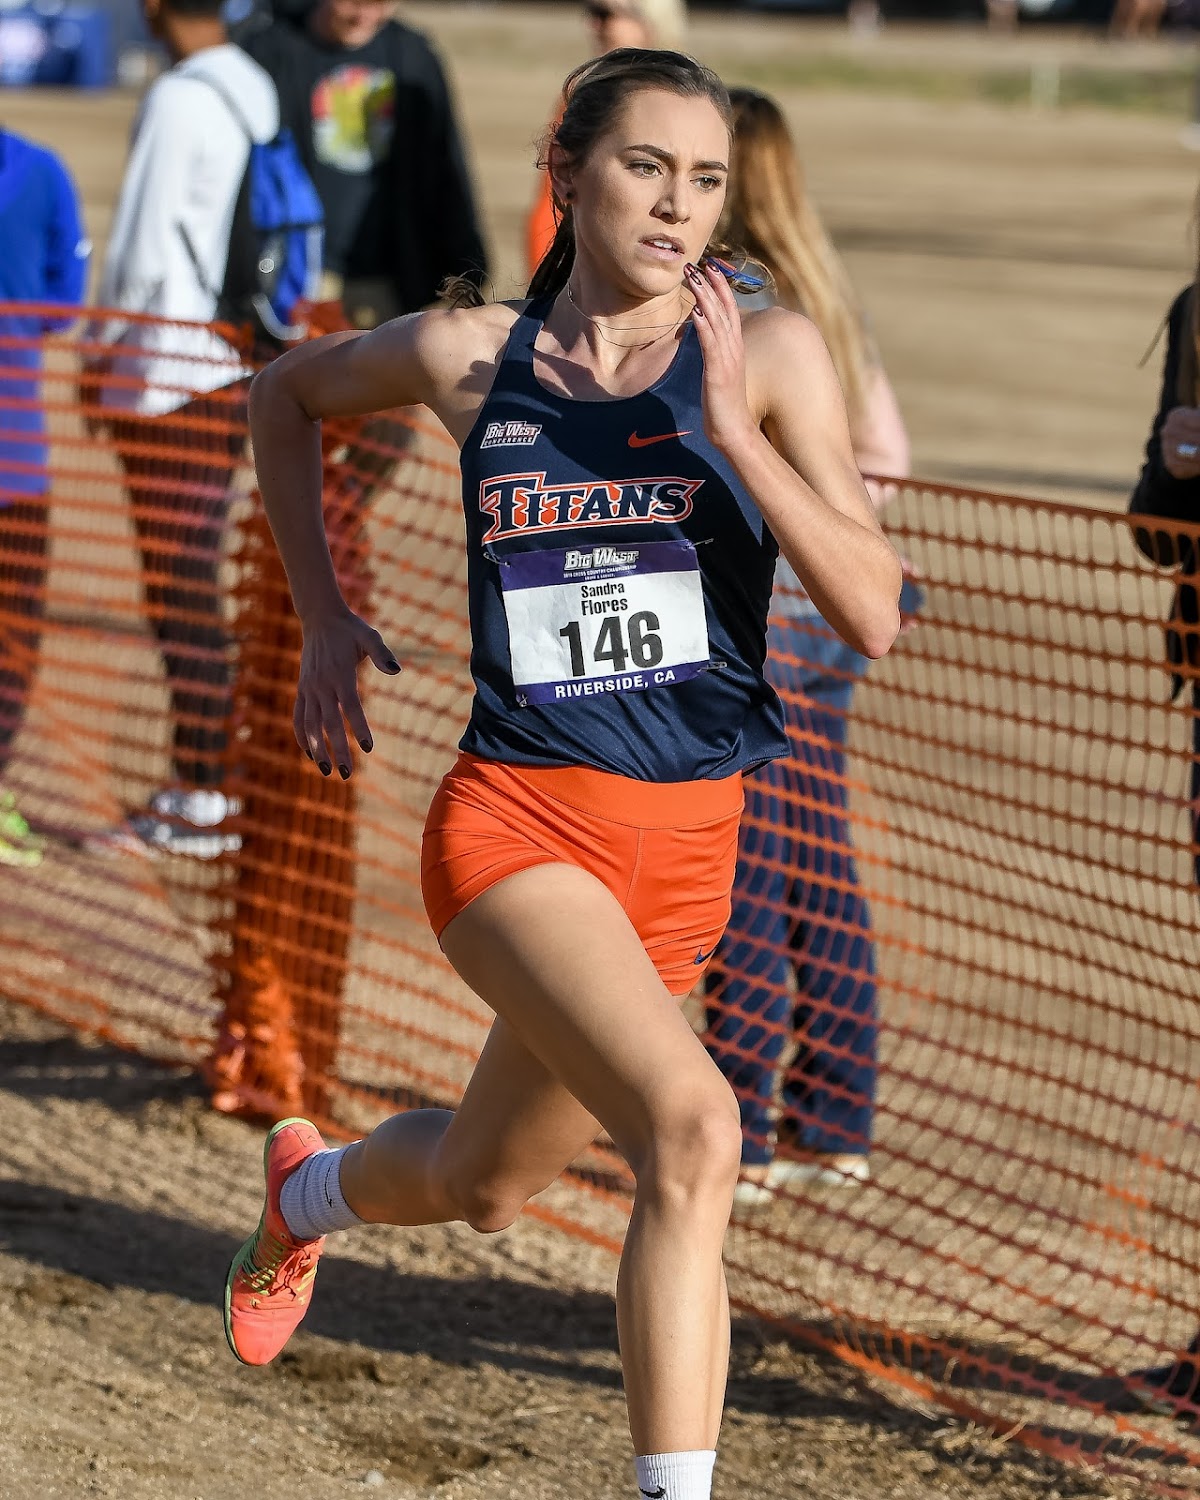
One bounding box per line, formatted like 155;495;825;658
0;792;44;868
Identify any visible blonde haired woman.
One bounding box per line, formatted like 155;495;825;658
720;87;908;492
704;86;912;1205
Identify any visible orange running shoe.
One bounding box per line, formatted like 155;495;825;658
224;1117;327;1365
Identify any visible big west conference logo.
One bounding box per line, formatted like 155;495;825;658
479;472;701;543
480;420;541;449
564;546;638;571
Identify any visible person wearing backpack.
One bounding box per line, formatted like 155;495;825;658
86;0;284;857
240;0;487;334
237;0;489;507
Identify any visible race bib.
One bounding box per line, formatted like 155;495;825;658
498;539;710;707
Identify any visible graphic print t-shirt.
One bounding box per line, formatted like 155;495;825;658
241;16;489;309
309;56;396;275
245;24;398;278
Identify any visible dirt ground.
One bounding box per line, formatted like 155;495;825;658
0;997;1142;1500
3;7;1200;1498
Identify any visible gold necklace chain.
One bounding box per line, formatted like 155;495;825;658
564;280;688;350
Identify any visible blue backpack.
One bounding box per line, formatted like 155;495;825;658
184;75;325;346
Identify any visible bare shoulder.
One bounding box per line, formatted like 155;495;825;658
262;298;531;438
741;304;827;362
741;305;840;421
408;300;528;387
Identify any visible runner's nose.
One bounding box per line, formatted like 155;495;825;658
653;179;688;225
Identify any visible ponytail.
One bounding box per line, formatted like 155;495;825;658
527;206;576;301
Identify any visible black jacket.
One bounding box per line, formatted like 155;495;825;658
241;16;488;316
1129;285;1199;700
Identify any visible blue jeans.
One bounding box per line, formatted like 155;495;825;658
705;619;878;1166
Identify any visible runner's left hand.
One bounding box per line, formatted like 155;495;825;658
686;260;756;455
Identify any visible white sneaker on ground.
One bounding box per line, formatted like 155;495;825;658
768;1154;870;1189
732;1154;870;1211
732;1172;776;1210
123;787;242;859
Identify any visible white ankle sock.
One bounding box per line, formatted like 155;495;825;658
278;1146;363;1240
634;1450;716;1500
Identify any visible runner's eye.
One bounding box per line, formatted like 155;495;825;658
694;175;723;192
629;160;661;177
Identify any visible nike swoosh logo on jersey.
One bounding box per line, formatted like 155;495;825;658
628;430;692;448
639;1489;667;1499
693;943;719;965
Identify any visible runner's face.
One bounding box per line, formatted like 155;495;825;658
566;90;730;298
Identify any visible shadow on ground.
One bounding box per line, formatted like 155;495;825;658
1;1012;1190;1481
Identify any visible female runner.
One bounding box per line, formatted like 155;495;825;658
224;48;901;1500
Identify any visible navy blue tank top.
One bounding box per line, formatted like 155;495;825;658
457;297;788;783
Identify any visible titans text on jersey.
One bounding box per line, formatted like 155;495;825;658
479;473;702;543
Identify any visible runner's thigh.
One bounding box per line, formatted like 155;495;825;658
439;862;735;1171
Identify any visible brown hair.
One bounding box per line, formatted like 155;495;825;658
719;87;873;426
1176;288;1200;408
528;48;734;302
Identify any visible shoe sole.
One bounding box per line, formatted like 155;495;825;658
1128;1387;1177;1417
223;1116;313;1366
733;1189;774;1210
0;849;43;869
1127;1373;1197;1416
769;1163;870;1189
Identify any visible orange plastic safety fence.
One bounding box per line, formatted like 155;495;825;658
2;306;1199;1493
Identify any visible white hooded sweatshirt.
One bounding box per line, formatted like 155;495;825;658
95;43;279;415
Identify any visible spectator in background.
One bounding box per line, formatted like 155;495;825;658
525;0;687;278
88;0;279;856
985;0;1019;31
1110;0;1166;37
1125;251;1200;1414
240;0;488;331
702;88;912;1208
0;128;88;868
1130;278;1200;886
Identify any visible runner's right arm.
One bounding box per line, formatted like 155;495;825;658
248;308;479;617
247;306;507;770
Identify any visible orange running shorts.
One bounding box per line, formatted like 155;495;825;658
421;753;744;996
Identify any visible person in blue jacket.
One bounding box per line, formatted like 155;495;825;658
0;127;89;867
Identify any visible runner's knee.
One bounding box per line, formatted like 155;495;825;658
441;1162;530;1235
634;1086;743;1207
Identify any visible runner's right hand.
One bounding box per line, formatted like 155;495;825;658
294;607;401;777
1161;406;1200;480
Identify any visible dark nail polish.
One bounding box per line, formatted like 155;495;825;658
339;764;350;780
359;737;373;753
693;304;705;318
385;658;401;674
304;746;313;761
318;760;331;776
